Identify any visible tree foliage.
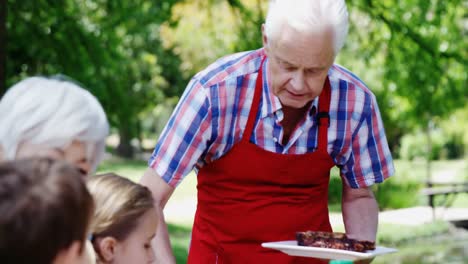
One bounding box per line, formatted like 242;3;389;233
221;0;466;153
352;0;467;123
6;0;185;157
5;0;466;158
343;0;467;157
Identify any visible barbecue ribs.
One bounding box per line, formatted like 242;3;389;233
296;231;376;252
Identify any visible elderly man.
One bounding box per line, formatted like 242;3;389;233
141;0;394;263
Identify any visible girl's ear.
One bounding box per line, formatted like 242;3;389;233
96;236;118;262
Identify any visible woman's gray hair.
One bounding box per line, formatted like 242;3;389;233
264;0;349;55
0;76;109;172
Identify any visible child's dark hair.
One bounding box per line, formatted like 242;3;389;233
0;157;94;264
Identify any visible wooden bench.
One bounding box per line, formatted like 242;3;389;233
420;181;468;219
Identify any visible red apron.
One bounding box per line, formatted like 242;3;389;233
187;58;335;264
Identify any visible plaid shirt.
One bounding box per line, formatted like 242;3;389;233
149;48;394;188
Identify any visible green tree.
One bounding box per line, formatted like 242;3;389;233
350;0;467;184
352;0;466;123
6;0;186;158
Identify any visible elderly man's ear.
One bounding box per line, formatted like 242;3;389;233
261;24;268;47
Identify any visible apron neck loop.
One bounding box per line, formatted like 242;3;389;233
317;78;331;151
243;56;266;142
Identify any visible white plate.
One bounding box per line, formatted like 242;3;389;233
261;240;397;260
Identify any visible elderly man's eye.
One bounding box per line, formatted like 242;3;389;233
283;65;297;71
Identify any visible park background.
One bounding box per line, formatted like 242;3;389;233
2;1;467;263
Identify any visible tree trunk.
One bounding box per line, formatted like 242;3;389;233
425;119;434;219
0;0;6;98
116;127;134;159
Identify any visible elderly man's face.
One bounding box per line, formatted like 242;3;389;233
15;140;91;175
264;25;335;109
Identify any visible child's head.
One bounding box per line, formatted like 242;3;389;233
88;173;157;264
0;157;94;264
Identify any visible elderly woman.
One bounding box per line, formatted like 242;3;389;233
0;76;109;174
0;76;109;264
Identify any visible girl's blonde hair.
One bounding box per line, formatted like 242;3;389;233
87;173;155;245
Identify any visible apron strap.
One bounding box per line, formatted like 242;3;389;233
317;78;331;152
243;57;265;142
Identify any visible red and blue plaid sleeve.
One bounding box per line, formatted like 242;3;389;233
148;78;212;187
340;93;395;188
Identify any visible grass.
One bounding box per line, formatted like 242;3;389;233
167;223;191;263
391;158;468;208
374;237;468;264
96;157;148;182
391;158;467;182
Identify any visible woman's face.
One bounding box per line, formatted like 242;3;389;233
15;140;92;175
113;208;158;264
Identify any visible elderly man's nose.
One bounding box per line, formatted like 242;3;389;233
291;71;305;91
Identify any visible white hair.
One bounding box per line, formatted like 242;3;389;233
0;76;109;172
264;0;349;54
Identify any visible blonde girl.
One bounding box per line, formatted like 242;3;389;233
88;173;157;264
